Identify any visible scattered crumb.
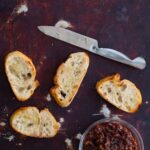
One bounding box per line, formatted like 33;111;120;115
45;94;52;102
145;101;149;104
2;106;9;113
93;104;111;118
65;138;73;150
16;143;22;146
0;3;28;28
37;56;48;71
65;138;72;145
92;113;101;116
40;61;43;65
51;43;54;46
43;56;47;60
55;20;73;29
75;133;82;140
112;114;122;120
6;3;28;23
1;106;9;117
67;109;72;113
4;135;15;142
59;117;65;123
99;104;111;118
0;122;6;127
17;4;28;14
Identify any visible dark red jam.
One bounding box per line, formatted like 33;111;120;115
83;122;139;150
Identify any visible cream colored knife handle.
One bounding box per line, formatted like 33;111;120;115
94;47;146;69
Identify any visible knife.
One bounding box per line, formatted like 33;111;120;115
38;26;146;69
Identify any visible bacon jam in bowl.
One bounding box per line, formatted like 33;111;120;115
79;118;144;150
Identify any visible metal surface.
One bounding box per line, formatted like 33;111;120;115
38;26;146;69
38;26;99;52
95;48;146;69
0;0;149;150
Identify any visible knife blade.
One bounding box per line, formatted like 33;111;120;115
38;26;98;52
38;26;146;69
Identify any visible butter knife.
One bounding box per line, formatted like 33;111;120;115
38;26;146;69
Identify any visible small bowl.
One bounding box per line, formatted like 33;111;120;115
79;118;144;150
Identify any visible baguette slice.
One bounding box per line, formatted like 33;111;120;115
5;51;39;101
51;52;89;107
10;107;60;138
39;109;60;137
96;74;142;113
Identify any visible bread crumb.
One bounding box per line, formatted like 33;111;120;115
59;117;64;123
92;105;111;117
99;104;111;118
0;122;6;127
67;109;72;113
4;135;15;142
40;61;43;65
75;133;82;140
43;56;47;60
112;114;122;119
6;3;28;23
16;143;22;146
65;138;73;150
17;4;28;14
145;101;149;104
1;106;9;117
45;94;52;102
55;20;73;29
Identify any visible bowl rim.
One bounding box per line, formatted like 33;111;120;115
79;117;144;150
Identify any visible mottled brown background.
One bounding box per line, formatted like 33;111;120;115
0;0;150;149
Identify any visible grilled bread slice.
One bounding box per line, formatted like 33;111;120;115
51;52;89;107
10;107;60;138
96;74;142;113
5;51;39;101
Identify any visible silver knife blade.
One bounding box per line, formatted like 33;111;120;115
38;26;98;51
38;26;146;69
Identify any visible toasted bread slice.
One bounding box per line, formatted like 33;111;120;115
96;74;142;113
39;109;60;137
5;51;39;101
51;52;89;107
10;107;40;137
10;107;60;138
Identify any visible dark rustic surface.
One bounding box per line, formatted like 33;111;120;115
0;0;150;149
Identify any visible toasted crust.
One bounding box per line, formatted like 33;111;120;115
50;52;89;107
96;74;142;113
10;107;60;138
10;107;40;137
5;51;39;101
39;109;60;137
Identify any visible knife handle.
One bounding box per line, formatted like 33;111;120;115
95;47;146;69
